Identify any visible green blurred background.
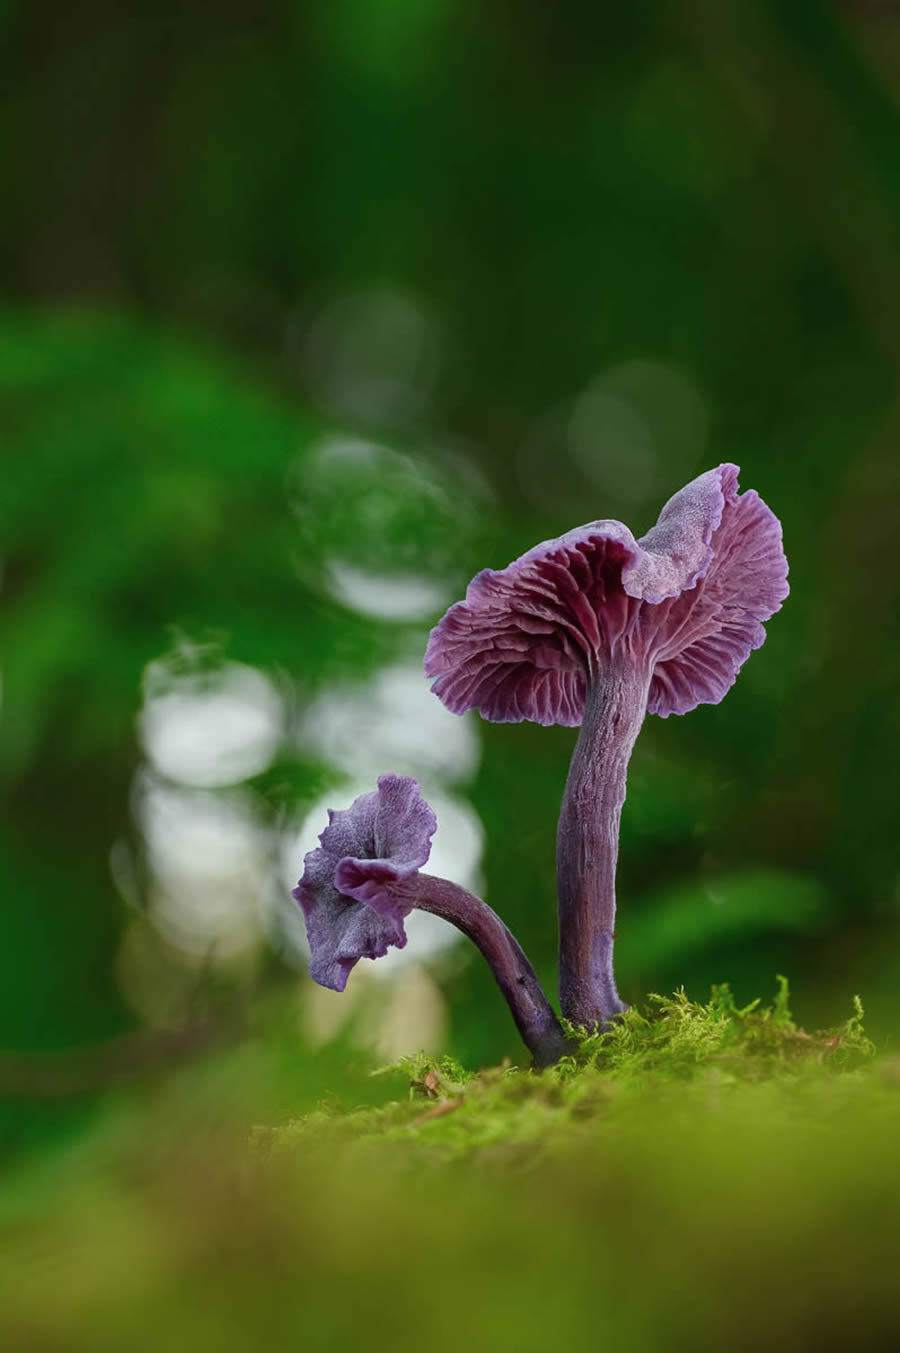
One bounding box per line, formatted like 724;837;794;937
2;0;900;1166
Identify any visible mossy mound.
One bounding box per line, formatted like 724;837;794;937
255;980;877;1164
3;983;899;1352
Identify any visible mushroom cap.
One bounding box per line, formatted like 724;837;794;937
293;774;437;991
424;464;789;724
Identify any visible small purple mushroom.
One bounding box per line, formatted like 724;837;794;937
425;464;789;1028
294;773;570;1066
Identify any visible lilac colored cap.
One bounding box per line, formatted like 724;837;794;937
424;464;789;723
293;774;437;991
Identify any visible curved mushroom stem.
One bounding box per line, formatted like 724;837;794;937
557;660;652;1027
394;873;572;1068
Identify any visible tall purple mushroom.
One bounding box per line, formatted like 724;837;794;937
425;464;789;1027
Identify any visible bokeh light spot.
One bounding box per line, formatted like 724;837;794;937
136;770;272;961
289;435;489;621
139;657;283;789
298;659;480;784
569;391;657;503
298;287;443;425
325;562;450;622
518;360;709;519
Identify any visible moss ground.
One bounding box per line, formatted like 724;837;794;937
257;979;878;1164
2;982;899;1351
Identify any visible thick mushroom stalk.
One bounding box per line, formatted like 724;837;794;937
425;464;789;1027
294;774;570;1067
556;658;650;1024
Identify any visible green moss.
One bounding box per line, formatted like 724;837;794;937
2;982;898;1352
253;980;877;1165
562;977;874;1078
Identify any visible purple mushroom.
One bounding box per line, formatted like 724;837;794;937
425;464;789;1028
294;773;570;1066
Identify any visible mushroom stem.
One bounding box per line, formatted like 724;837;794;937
557;660;651;1027
395;873;572;1068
